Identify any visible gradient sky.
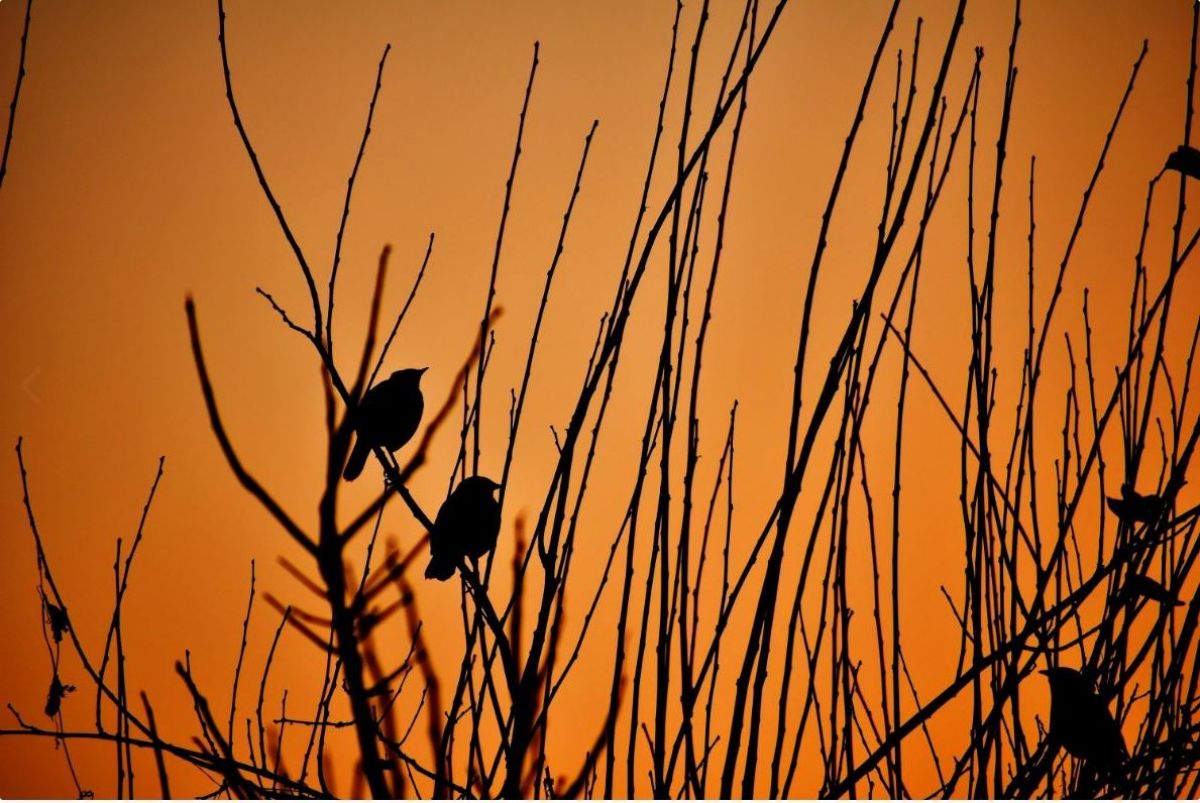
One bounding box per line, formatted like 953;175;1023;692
1;0;1197;797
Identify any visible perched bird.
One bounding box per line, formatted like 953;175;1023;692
1106;483;1166;525
1042;667;1127;772
1166;144;1200;181
44;674;74;719
42;594;69;644
1125;572;1184;607
342;368;426;482
425;476;502;581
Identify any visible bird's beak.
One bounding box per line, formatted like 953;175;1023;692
419;367;429;375
1038;669;1049;677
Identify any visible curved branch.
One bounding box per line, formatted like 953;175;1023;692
186;297;316;554
216;0;323;339
327;43;392;349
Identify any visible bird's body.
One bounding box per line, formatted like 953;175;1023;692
1166;144;1200;180
42;595;69;643
1106;483;1165;525
343;368;426;482
1126;573;1183;607
1043;667;1127;772
425;476;501;581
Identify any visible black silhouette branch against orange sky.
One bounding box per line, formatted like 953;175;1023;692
0;0;31;191
3;0;1200;799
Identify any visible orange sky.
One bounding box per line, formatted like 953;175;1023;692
1;0;1197;798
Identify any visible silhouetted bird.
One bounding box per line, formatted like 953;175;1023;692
1042;667;1127;773
1125;573;1183;607
343;368;426;482
425;476;502;581
42;594;69;643
1166;145;1200;180
44;674;74;718
1106;483;1166;525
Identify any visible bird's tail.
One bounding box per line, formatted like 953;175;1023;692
343;438;371;481
425;555;456;581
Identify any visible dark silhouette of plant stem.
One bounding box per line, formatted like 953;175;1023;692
0;0;32;191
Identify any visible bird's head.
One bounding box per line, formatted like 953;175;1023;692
391;367;428;386
1041;666;1091;695
461;475;501;499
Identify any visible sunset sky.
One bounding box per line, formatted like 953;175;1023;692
1;1;1197;798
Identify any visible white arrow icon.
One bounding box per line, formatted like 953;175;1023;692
20;367;41;404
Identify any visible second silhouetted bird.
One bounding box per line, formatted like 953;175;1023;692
1106;483;1166;525
343;368;426;482
1042;667;1126;772
425;476;502;581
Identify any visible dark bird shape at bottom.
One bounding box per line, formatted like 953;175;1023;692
425;476;502;581
1106;482;1166;525
343;368;426;482
1042;667;1127;772
44;674;74;719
